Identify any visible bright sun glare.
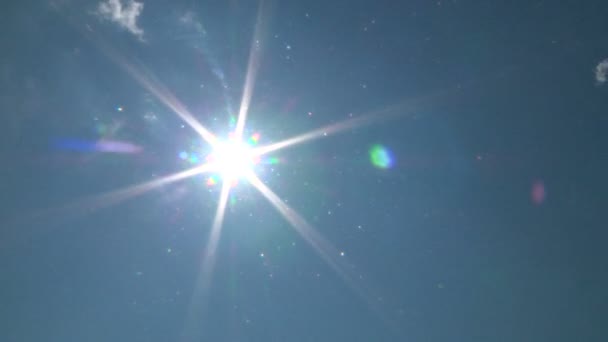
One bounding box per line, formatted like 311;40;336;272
87;4;389;331
207;138;257;181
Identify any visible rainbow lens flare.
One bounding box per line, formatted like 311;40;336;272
265;157;280;165
54;138;142;154
249;132;261;145
369;144;394;169
206;176;219;186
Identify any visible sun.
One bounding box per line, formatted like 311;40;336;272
89;13;388;331
206;137;259;182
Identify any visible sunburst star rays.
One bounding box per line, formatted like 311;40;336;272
54;2;395;338
73;55;394;341
3;164;213;246
234;1;266;140
181;179;232;341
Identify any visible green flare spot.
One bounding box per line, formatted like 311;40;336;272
369;144;394;169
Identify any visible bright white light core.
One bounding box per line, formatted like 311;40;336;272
209;139;255;180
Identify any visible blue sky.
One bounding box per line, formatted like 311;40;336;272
1;1;608;341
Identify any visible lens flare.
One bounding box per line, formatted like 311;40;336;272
249;132;261;145
206;176;218;187
54;138;142;154
264;156;280;165
369;144;394;169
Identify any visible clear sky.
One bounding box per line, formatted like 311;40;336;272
1;1;607;341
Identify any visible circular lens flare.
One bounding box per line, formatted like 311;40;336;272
369;144;394;169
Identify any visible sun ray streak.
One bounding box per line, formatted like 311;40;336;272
182;180;231;341
115;58;218;146
53;5;218;145
5;164;213;244
58;164;213;215
234;1;267;139
252;102;410;157
201;179;231;290
78;27;218;146
252;115;372;156
246;172;380;310
252;87;458;157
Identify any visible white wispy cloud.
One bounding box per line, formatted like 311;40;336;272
595;58;608;85
97;0;145;40
179;10;206;35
